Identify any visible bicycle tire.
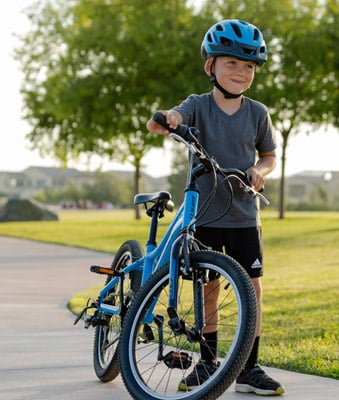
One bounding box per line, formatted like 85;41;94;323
119;250;257;400
93;240;143;382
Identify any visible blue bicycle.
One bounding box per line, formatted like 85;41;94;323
75;112;270;399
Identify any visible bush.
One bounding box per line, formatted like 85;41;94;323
0;199;58;222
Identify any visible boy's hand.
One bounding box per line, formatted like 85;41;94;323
246;166;265;192
246;151;276;191
146;110;182;135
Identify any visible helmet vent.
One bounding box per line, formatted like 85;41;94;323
253;29;259;41
216;24;224;31
220;36;232;47
242;47;255;55
230;23;242;38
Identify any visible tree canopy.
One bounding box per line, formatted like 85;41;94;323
16;0;214;217
16;0;338;218
17;0;212;163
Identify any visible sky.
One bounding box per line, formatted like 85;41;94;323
1;1;338;179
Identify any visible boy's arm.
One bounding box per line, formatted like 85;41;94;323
146;110;183;135
246;150;277;192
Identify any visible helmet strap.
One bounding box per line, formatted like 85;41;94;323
210;74;243;99
209;59;243;99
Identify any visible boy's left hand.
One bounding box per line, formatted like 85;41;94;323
246;167;265;192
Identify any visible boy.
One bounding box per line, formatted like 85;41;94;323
147;19;284;396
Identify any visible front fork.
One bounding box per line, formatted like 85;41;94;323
167;266;206;343
145;238;206;370
167;232;205;337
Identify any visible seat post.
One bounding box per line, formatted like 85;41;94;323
146;203;161;247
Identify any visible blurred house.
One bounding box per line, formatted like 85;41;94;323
287;170;339;206
0;166;168;199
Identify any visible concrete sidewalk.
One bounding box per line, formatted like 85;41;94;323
0;236;337;400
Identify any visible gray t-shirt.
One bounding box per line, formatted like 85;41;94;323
173;92;276;228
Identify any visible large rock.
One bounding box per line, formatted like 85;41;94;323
0;199;58;222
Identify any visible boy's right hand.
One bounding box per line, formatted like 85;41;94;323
146;110;182;135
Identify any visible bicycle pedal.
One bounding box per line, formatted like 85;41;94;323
163;351;192;370
90;265;122;276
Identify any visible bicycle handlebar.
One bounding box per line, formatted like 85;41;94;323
151;112;270;206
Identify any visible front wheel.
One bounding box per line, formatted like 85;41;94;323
93;240;143;382
119;250;257;400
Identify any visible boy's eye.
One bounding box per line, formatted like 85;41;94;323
223;59;255;70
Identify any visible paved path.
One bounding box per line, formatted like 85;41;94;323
0;236;338;400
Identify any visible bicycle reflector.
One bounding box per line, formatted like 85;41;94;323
90;265;117;275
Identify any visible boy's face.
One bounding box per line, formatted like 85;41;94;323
205;56;256;95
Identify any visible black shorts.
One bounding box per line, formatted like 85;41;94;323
195;226;264;278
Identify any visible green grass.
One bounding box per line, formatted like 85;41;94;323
259;213;339;379
0;209;170;253
0;209;338;379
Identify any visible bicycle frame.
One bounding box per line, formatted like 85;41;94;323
97;182;200;317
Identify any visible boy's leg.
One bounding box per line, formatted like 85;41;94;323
222;227;285;396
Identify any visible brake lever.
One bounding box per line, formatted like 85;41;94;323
169;133;203;157
242;185;270;206
256;191;270;206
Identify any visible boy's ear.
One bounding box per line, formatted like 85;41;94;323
204;58;213;76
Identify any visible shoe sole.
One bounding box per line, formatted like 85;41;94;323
235;383;285;396
178;383;193;392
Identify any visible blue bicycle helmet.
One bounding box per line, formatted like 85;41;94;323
201;19;267;66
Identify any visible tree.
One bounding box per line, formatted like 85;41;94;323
82;170;133;207
168;144;189;205
261;0;338;219
34;170;133;207
16;0;213;218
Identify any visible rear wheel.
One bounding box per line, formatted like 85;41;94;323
93;240;143;382
119;250;257;400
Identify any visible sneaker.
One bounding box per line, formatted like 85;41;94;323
235;365;285;396
178;359;219;391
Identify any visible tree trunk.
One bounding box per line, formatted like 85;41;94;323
279;132;289;219
134;163;141;220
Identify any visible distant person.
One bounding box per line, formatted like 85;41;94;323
147;19;285;396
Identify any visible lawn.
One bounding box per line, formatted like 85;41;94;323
0;209;338;379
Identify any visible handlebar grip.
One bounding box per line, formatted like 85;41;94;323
152;111;192;140
152;111;171;131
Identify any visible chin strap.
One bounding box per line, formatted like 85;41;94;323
210;74;243;99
